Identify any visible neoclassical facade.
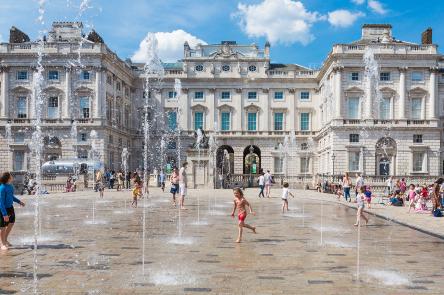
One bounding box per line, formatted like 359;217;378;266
0;22;443;186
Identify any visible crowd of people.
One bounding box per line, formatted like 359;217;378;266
319;173;444;218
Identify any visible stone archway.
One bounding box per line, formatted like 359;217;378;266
243;145;261;174
216;145;234;175
375;137;397;176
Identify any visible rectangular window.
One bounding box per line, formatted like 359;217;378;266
247;91;257;100
300;157;310;173
82;71;90;80
274;91;284;100
13;151;25;171
300;91;310;100
168;91;177;99
194;112;203;130
411;98;422;119
48;70;59;80
380;97;391;119
116;82;121;91
413;134;423;143
168;111;177;130
274;112;284;131
221;91;231;100
413;152;424;172
274;157;283;173
300;113;310;131
16;71;28;80
348;151;360;171
347;97;360;119
380;72;391;81
351;72;360;81
106;75;112;85
79;97;90;118
411;71;423;82
194;91;204;100
17;97;27;118
80;133;87;142
106;100;112;121
247;112;257;131
221;112;230;131
349;134;359;143
47;97;59;119
167;140;177;150
14;133;25;143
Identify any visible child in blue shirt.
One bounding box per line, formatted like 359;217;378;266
0;172;25;250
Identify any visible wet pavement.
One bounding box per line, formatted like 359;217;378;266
0;188;443;294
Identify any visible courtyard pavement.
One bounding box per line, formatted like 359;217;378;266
0;187;443;294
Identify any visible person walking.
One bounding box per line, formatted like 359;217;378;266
258;172;265;198
264;170;273;198
342;172;352;202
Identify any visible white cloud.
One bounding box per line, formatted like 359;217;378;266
351;0;365;4
132;29;206;63
368;0;387;15
234;0;324;45
328;10;365;28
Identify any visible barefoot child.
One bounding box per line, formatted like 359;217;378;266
0;172;25;250
230;188;256;243
281;182;294;213
364;185;372;209
407;184;416;213
132;180;142;208
354;186;369;226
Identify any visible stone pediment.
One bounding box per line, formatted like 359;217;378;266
408;86;428;95
74;86;94;94
217;103;235;110
344;86;364;93
10;86;31;94
379;86;396;93
43;86;64;94
243;103;261;111
190;103;208;111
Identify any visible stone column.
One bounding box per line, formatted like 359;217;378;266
390;96;394;119
179;88;188;130
398;67;406;119
94;68;102;118
262;88;269;131
64;67;71;118
429;68;438;119
0;67;9;118
235;89;243;131
208;88;215;130
334;67;343;119
288;89;296;131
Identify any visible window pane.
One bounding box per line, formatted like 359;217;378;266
411;98;422;119
274;91;284;100
13;151;24;171
347;97;359;119
80;97;90;118
248;92;257;100
194;112;203;130
194;91;204;100
274;112;283;130
48;71;59;80
47;97;58;119
300;113;309;131
413;152;424;172
221;91;230;100
247;112;257;131
274;157;283;173
349;152;360;171
300;92;310;100
17;71;28;80
411;71;423;81
351;72;359;81
300;157;309;173
83;71;90;80
168;91;177;99
380;97;390;119
221;112;230;131
168;111;177;130
380;72;390;81
17;97;27;118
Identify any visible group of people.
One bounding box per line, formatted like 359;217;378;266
257;170;274;198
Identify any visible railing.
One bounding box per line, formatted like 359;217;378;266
343;119;361;125
333;44;437;55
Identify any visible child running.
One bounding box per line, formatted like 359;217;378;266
407;184;416;213
132;179;142;208
230;188;256;243
364;185;372;209
281;182;295;213
354;186;369;226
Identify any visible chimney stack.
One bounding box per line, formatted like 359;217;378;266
421;27;432;44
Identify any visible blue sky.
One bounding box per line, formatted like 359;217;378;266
0;0;443;68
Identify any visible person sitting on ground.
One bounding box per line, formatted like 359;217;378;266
389;191;404;207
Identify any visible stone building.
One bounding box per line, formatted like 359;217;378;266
0;22;443;187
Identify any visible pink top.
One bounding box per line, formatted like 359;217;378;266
408;190;416;201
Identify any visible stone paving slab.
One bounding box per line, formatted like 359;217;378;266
0;188;443;294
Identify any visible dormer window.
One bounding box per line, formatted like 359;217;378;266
248;65;257;72
195;65;204;72
222;65;230;72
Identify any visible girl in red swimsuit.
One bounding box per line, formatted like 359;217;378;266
230;188;256;243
